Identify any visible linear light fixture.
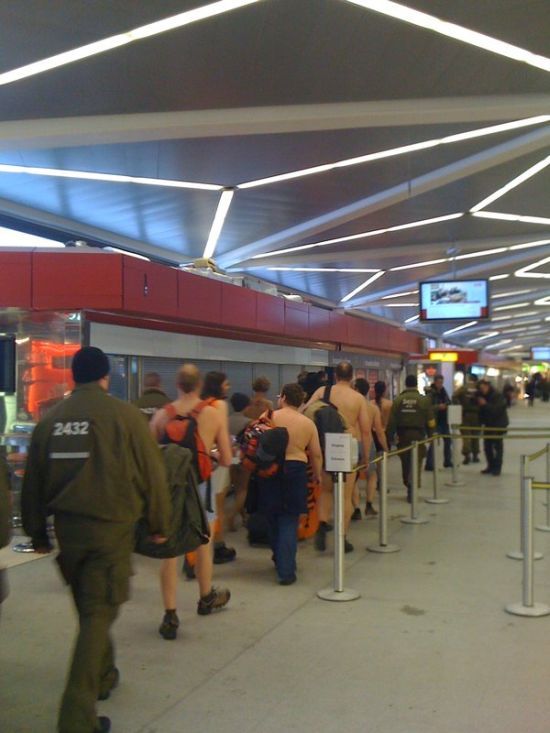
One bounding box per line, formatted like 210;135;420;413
389;258;448;272
0;0;262;86
491;311;539;321
470;155;550;213
509;239;550;251
486;339;514;349
0;226;65;248
104;246;150;261
453;247;507;260
237;117;550;189
468;332;500;343
265;267;380;273
252;213;463;260
473;212;550;226
0;163;222;192
443;320;478;335
515;256;550;279
404;314;419;323
340;270;386;303
491;289;533;299
535;296;550;305
493;302;530;311
381;302;417;307
489;274;510;281
381;289;419;299
203;189;234;259
344;0;550;72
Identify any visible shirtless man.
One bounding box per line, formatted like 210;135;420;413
305;362;372;553
150;364;233;640
353;378;388;518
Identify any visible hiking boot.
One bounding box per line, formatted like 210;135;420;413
197;587;231;616
365;503;378;519
183;557;196;579
344;538;354;554
491;469;501;476
213;543;237;564
351;507;362;521
98;667;120;701
315;522;328;551
159;610;179;640
279;575;297;586
94;716;111;733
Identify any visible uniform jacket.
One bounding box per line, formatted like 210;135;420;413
452;383;481;419
133;388;170;421
388;388;436;439
22;383;172;548
0;458;10;549
426;384;451;427
479;386;509;429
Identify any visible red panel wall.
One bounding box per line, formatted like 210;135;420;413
284;301;309;338
221;283;257;330
33;253;123;310
256;291;285;333
329;311;347;344
177;270;222;324
0;252;32;307
123;260;178;318
308;305;331;342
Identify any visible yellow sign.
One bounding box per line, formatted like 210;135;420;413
429;352;458;362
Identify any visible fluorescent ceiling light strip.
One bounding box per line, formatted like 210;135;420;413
104;246;150;261
255;213;464;261
203;189;234;259
470;155;550;213
473;212;550;226
344;0;550;72
489;274;510;281
510;239;550;251
381;302;417;307
237;117;549;190
405;314;419;323
493;302;530;311
0;0;262;85
468;332;500;343
515;256;550;279
340;270;386;303
486;340;514;348
443;320;477;335
491;289;533;299
0;163;221;192
535;296;550;305
453;247;507;260
0;226;64;248
381;289;419;299
491;311;538;322
266;267;380;273
390;258;448;272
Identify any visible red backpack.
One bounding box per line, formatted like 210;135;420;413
239;411;289;478
161;398;216;482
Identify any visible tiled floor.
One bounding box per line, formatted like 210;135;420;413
2;401;550;733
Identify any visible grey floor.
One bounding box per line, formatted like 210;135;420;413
2;401;550;733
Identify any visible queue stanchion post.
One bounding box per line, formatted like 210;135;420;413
535;444;550;533
507;455;543;561
445;425;465;488
505;475;550;617
367;451;400;554
401;441;428;525
318;434;360;602
426;435;449;505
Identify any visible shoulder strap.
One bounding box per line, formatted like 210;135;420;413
190;396;217;419
164;403;178;420
323;385;331;403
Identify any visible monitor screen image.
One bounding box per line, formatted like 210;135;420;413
419;280;489;321
531;347;550;360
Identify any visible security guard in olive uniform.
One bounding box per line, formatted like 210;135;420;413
452;374;481;464
388;374;436;501
22;347;172;733
133;371;170;422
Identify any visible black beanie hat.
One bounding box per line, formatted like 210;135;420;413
72;347;110;384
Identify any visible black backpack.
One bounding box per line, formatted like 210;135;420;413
306;385;347;455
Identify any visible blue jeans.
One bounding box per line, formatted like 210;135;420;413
265;513;299;582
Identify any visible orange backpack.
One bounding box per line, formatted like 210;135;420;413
161;398;216;482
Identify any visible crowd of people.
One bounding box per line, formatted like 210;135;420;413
0;346;537;733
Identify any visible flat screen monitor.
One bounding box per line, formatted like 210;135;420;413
0;335;16;394
471;365;486;376
531;347;550;361
419;280;489;321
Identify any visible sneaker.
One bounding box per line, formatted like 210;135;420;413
213;543;237;564
365;503;378;519
98;668;120;701
279;575;297;586
481;468;492;474
159;610;179;640
315;523;328;551
344;538;354;554
351;507;362;521
94;717;111;733
197;587;231;616
183;557;196;580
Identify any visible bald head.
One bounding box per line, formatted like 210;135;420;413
176;364;201;394
335;361;353;382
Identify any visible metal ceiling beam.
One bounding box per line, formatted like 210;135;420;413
0;197;193;263
220;125;550;267
0;95;549;151
230;232;550;268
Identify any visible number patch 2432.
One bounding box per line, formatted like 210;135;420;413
53;421;90;436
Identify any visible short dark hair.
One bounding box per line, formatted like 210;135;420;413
281;383;305;407
335;362;353;381
202;371;227;400
230;392;250;413
252;376;271;394
354;377;369;396
405;374;417;388
434;374;444;382
144;371;161;389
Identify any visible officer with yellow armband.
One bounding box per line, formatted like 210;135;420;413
22;347;172;733
388;374;436;502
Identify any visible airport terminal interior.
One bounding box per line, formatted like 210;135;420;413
0;1;549;732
